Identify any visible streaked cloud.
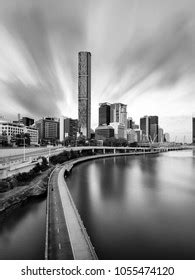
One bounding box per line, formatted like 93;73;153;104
0;0;194;141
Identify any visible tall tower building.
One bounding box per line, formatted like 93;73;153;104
193;117;195;144
99;103;110;125
78;51;91;139
149;116;158;142
140;116;149;141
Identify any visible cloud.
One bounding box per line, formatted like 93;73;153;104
103;13;195;100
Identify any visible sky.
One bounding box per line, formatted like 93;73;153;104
0;0;195;142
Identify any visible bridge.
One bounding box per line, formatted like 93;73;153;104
44;145;186;260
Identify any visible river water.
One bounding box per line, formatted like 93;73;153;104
0;150;194;260
66;150;195;260
0;197;46;260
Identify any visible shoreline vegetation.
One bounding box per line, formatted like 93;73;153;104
0;149;93;216
0;148;159;218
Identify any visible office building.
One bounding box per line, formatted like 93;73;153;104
193;117;195;144
95;125;114;141
149;116;158;142
110;122;125;139
23;126;38;145
21;117;34;126
0;118;38;145
127;129;137;143
158;128;164;143
127;117;133;129
78;51;91;139
140;116;149;141
135;129;142;142
60;116;78;141
110;103;127;138
99;103;110;125
35;117;59;144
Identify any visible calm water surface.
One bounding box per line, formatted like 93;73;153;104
66;150;195;259
0;197;46;259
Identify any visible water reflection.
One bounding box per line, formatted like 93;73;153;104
0;197;46;260
67;150;195;259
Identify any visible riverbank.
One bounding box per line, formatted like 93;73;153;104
0;168;52;215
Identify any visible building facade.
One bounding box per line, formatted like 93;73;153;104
110;103;127;138
0;119;38;145
95;125;114;141
193;117;195;144
127;129;137;143
60;116;78;141
99;103;111;125
110;122;125;139
149;116;158;142
140;116;149;141
78;51;91;139
35;117;59;144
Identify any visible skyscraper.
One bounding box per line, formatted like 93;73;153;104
193;117;195;143
149;116;158;142
99;102;110;125
110;103;127;138
140;116;149;141
78;51;91;139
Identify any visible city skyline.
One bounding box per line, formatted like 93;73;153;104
0;0;195;142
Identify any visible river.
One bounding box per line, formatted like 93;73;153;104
0;150;195;260
0;197;46;260
66;150;195;259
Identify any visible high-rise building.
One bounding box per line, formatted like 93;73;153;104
99;103;110;125
35;117;59;144
158;128;164;143
110;103;127;138
78;51;91;139
193;117;195;144
127;117;133;129
149;116;158;142
60;116;78;141
140;116;149;141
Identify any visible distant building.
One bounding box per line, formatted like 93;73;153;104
110;122;125;139
23;126;38;145
127;117;133;129
0;119;38;145
21;117;34;126
78;51;91;139
164;133;170;142
95;125;114;141
127;129;137;143
132;123;139;130
35;117;59;144
0;119;24;138
60;116;78;142
99;103;110;125
140;116;149;141
149;116;158;142
158;128;164;143
110;103;127;138
135;129;142;142
193;117;195;144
